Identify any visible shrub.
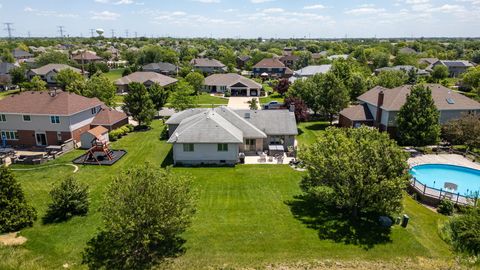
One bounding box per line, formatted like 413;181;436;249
108;125;134;141
0;166;37;233
448;208;480;256
43;177;89;224
437;200;454;216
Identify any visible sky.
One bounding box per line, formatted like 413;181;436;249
0;0;479;38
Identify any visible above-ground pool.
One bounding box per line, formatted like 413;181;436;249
410;164;480;197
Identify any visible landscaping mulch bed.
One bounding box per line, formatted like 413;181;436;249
72;150;127;166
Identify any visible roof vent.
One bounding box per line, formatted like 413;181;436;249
446;98;455;104
244;113;250;119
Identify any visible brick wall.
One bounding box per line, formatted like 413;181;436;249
71;124;92;143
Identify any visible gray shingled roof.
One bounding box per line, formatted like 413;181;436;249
115;71;178;87
165;108;208;124
12;48;33;58
167;110;243;143
143;62;177;73
214;107;266;138
29;64;83;76
0;62;15;75
234;109;298;135
204;73;262;89
190;58;226;68
340;104;374;121
294;65;332;77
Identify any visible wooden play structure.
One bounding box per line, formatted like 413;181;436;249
83;137;114;165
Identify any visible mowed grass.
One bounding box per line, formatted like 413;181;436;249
195;93;228;105
102;68;124;82
0;89;20;100
297;121;331;148
0;120;454;269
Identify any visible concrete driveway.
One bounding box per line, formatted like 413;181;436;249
227;97;258;109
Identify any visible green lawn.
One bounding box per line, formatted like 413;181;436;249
297;121;331;147
195;93;228;105
0;120;455;269
102;68;124;82
260;92;284;104
0;89;20;100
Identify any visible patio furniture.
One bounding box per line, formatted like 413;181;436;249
268;145;285;156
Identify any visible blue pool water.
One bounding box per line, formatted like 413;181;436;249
410;164;480;196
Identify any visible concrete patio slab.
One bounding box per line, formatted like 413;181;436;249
227;97;258;109
408;154;480;170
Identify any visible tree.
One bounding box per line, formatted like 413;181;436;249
82;164;196;269
300;127;409;219
185;72;204;95
448;208;480;256
36;51;71;66
274;78;290;96
407;68;418;84
314;72;350;124
43;177;89;224
377;70;408;88
431;65;449;82
122;67;133;77
393;53;418;66
122;82;156;127
169;81;197;111
346;72;369;100
66;79;87;95
247;98;259;110
10;66;27;90
397;84;440;146
288;78;322;115
148;83;169;113
83;74;116;106
55;68;85;90
1;50;15;63
29;75;47;91
442;114;480;149
371;51;390;69
461;66;480;91
284;96;309;122
470;50;480;64
0;166;37;233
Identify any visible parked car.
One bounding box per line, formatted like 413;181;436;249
263;101;284;110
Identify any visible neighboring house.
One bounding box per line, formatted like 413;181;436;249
72;51;104;64
12;48;33;60
339;84;480;135
190;58;227;74
418;58;439;66
279;55;300;68
427;60;475;77
327;54;349;61
0;62;16;90
114;71;178;93
236;55;251;69
166;106;298;165
80;126;109;149
203;73;263;97
142;62;178;76
398;47;417;54
0;91;127;147
27;64;86;85
252;58;293;78
312;51;328;60
289;64;332;83
374;65;429;76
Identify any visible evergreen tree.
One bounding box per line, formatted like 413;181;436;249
148;83;169;113
397;84;440;146
122;82;156;127
0;166;37;233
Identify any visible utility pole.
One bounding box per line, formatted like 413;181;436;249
89;28;95;38
58;25;65;38
28;31;31;38
134;31;137;39
125;29;129;38
3;23;14;39
111;29;115;38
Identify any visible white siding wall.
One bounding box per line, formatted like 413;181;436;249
173;143;239;165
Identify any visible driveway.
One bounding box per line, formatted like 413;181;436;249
227;97;258;109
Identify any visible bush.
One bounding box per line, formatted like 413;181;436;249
0;166;37;233
449;208;480;256
108;125;134;141
437;200;454;216
43;177;89;224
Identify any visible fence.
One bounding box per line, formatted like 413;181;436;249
410;178;478;206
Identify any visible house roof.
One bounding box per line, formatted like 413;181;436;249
91;106;128;126
340;104;374;121
0;62;15;75
168;110;244;144
237;55;251;62
204;73;262;89
190;58;226;68
398;47;417;54
427;60;475;70
87;126;108;139
72;51;103;61
234;109;298;136
214;107;267;138
12;48;33;58
294;65;332;77
358;84;480;111
0;91;103;116
327;54;349;60
142;62;177;72
114;71;178;87
375;65;429;75
419;58;439;65
253;58;286;69
280;55;300;62
29;64;83;76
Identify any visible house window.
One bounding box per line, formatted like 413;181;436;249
0;114;6;122
183;144;194;152
23;115;31;122
270;136;283;145
91;107;97;114
50;116;60;124
1;131;18;140
217;144;228;152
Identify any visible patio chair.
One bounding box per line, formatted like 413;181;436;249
268;156;273;162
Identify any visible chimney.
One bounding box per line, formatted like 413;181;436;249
375;91;384;128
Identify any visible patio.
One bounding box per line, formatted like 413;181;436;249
408;154;480;170
244;153;295;165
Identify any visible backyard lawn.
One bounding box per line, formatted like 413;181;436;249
0;120;455;269
0;89;20;100
102;68;124;82
195;93;228;105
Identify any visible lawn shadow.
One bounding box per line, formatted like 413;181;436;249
305;122;330;131
286;194;392;250
160;148;174;168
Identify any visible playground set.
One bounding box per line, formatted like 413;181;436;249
73;133;126;166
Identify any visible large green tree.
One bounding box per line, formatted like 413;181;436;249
185;72;205;95
448;208;480;257
0;166;37;233
55;68;85;90
431;65;449;82
122;82;156;127
300;127;409;219
377;70;408;89
83;74;116;106
314;72;350;124
397;84;440;146
82;164;196;270
148;83;170;113
9;66;27;90
442;114;480;149
35;51;72;66
461;66;480;91
168;81;197;111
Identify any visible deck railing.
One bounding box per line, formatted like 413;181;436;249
410;178;478;206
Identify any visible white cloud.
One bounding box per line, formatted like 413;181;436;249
24;6;78;18
90;10;120;20
344;5;386;15
250;0;274;3
263;8;284;13
192;0;221;3
304;4;326;10
115;0;133;4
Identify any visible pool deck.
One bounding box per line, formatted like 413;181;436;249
408;154;480;170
